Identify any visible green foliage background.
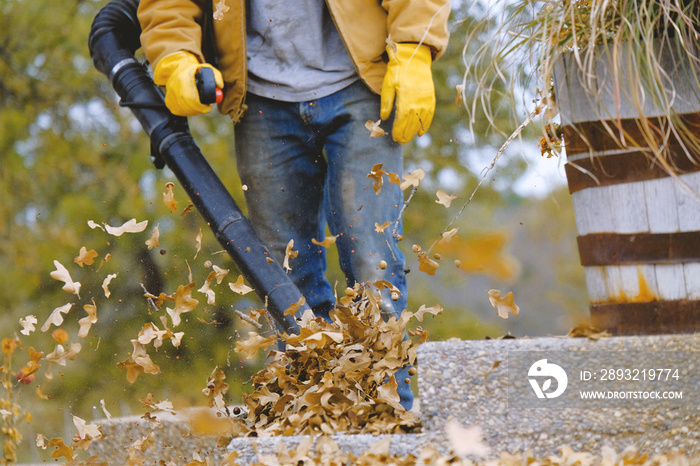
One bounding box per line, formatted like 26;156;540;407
0;0;587;461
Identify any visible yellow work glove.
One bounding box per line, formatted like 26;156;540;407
380;43;435;144
153;51;224;117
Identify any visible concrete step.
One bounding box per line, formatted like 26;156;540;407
418;335;700;457
75;335;700;463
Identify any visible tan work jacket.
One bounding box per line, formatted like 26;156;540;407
138;0;450;122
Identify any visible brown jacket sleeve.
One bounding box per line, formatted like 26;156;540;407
138;0;207;68
382;0;450;59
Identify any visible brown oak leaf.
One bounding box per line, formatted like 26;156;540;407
74;246;98;267
488;289;520;319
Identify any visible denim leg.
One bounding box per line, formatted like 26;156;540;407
234;83;413;409
320;84;408;319
320;84;413;409
234;94;336;315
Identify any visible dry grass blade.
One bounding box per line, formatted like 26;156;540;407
462;0;700;173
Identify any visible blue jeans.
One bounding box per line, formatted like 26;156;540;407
234;81;413;409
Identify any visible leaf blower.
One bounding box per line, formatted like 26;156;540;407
88;0;309;334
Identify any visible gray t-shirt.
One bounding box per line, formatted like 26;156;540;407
245;0;359;102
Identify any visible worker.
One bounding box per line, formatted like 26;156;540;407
137;0;450;410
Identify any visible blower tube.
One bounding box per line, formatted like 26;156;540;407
88;0;306;334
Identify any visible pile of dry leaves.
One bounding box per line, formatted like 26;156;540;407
204;283;443;438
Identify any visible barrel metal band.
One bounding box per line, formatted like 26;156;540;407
591;300;700;335
563;114;700;194
577;231;700;266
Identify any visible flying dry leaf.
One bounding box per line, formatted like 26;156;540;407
170;332;185;347
46;342;82;366
139;395;176;414
104;218;148;237
41;304;73;332
131;339;161;375
17;346;43;383
118;358;145;384
102;273;117;298
408;326;430;344
438;232;520;281
49;438;75;461
50;260;81;297
435;189;458;208
163;182;178;212
74;247;98;267
374;221;393;234
414;304;443;322
137;322;168;348
19;315;38;335
100;400;112;419
140;322;182;349
387;172;401;186
52;329;68;345
78;301;98;338
144;290;174;307
213;0;230;20
155;400;176;414
445;422;490;457
284;296;306;316
235;332;278;359
367;163;387;194
198;265;229;304
373;279;400;292
98;253;112;271
73;416;103;440
283;239;298;272
194;229;202;259
437;228;459;246
210;265;229;283
181;203;195;217
87;220;104;231
167;282;199;326
365;119;386;138
187;260;194;284
202;369;230;412
311;235;338;248
400;168;425;191
417;252;439;275
455;84;465;106
229;275;253;296
198;275;216;305
488;289;520;319
145;225;160;250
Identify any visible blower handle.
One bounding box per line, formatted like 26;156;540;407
195;67;223;105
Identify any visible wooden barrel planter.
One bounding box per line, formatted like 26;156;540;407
554;41;700;335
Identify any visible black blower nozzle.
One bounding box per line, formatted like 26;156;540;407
88;0;307;334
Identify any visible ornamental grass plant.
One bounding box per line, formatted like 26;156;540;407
462;0;700;169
